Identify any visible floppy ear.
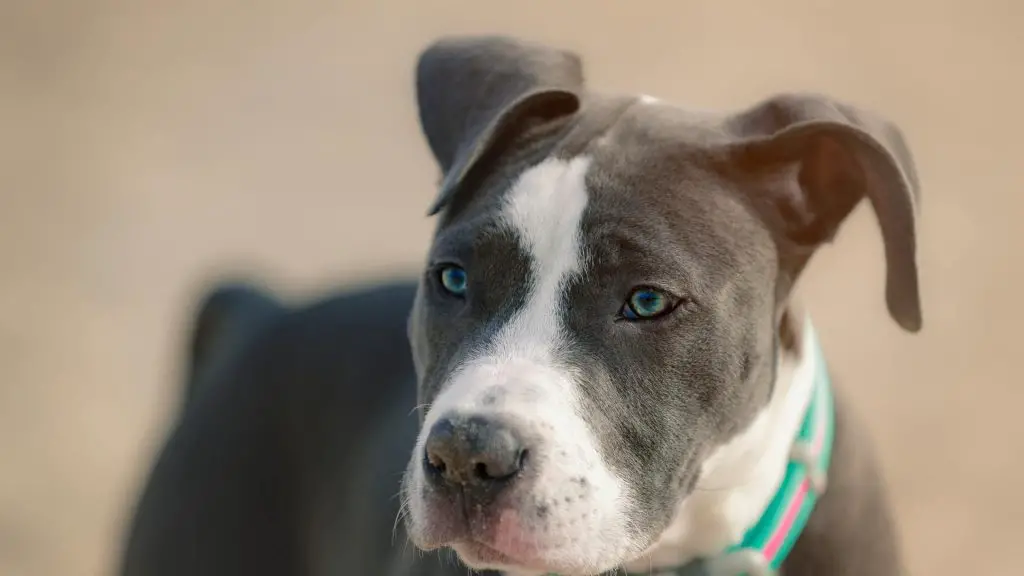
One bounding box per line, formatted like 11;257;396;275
721;93;922;332
415;35;585;215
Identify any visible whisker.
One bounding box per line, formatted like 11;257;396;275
391;498;408;545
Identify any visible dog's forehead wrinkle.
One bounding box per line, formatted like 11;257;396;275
429;208;512;260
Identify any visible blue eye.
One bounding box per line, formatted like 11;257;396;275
622;287;673;320
438;265;468;297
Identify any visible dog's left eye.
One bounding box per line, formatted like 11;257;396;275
621;287;676;320
437;264;468;297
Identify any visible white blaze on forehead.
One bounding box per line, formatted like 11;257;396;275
416;155;595;424
408;155;637;571
493;155;592;361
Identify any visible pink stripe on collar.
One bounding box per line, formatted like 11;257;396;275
763;479;810;561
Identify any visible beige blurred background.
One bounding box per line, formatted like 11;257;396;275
2;1;1021;575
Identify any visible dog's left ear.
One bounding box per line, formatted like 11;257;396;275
720;93;922;332
416;36;585;215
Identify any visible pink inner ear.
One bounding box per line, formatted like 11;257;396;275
791;133;867;246
802;135;863;197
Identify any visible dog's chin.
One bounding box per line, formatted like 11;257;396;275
408;513;564;573
405;481;646;575
449;541;616;575
409;514;630;575
449;540;540;571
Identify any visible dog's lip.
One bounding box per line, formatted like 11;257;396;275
451;508;545;569
451;539;524;568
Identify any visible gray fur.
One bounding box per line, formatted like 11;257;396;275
120;35;921;576
406;35;920;574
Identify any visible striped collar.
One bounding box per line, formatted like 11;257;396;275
630;322;836;576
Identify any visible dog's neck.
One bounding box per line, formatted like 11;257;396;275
617;312;818;573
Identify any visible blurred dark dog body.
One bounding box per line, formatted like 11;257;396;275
122;36;921;576
120;282;905;576
120;281;455;575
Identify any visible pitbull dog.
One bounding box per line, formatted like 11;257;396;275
120;36;921;576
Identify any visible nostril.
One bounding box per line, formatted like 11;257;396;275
472;448;528;481
473;461;489;480
426;451;447;474
424;418;457;480
518;448;529;471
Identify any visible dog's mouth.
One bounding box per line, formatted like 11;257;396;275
407;487;585;572
407;470;636;574
450;539;528;569
417;501;545;570
450;534;616;575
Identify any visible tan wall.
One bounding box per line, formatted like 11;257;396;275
2;1;1021;575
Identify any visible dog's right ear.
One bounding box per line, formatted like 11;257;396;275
416;36;585;215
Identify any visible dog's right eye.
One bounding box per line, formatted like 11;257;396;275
620;286;678;321
437;265;468;297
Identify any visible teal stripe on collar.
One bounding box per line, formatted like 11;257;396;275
723;325;834;574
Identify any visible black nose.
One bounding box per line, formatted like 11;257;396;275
424;415;527;488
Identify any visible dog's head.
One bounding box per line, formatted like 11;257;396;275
401;36;921;574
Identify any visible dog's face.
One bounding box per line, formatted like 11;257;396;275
401;37;921;575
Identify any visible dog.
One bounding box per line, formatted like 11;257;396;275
120;35;921;576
